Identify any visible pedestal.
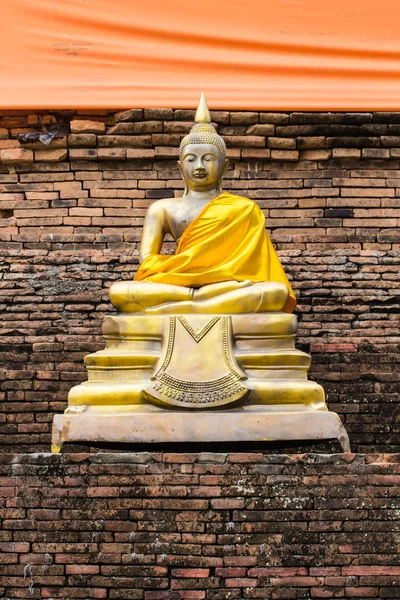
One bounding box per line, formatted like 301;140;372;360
52;313;350;452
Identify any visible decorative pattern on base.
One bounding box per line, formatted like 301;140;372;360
144;315;248;408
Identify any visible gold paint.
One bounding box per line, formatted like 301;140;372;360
64;314;326;409
52;93;350;452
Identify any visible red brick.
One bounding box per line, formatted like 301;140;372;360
98;148;127;161
300;149;331;160
226;136;265;148
344;587;378;597
225;578;257;588
1;148;34;163
270;149;299;161
215;568;247;577
127;149;155;159
70;120;106;134
230;112;258;125
332;148;361;158
35;149;68;162
114;109;143;122
66;565;100;574
87;487;119;497
171;569;210;578
69;149;98;160
0;140;20;149
0;542;29;552
342;567;400;575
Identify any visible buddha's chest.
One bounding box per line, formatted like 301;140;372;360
165;201;209;241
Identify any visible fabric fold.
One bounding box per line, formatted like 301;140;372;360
135;192;296;312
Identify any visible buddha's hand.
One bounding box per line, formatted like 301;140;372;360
193;280;253;301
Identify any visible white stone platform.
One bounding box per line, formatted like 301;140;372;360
52;404;351;453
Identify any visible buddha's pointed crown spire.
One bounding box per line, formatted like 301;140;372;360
195;92;211;124
179;93;226;161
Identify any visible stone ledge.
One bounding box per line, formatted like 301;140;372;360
1;451;399;464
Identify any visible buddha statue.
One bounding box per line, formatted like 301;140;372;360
52;94;350;453
110;93;295;317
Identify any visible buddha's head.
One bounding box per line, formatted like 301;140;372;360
178;93;228;194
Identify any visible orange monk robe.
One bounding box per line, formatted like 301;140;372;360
135;192;296;313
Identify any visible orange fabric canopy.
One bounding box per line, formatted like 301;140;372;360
2;0;400;110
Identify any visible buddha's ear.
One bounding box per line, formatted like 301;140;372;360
177;160;188;195
222;159;228;177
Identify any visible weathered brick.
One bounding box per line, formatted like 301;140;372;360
144;108;174;120
70;120;106;134
245;124;274;136
297;136;326;149
98;135;152;148
68;133;97;147
300;149;331;160
332;148;361;158
18;137;68;150
327;136;379;148
107;123;136;135
127;149;155;160
164;122;193;134
0;148;34;164
381;136;400;147
135;121;164;134
98;148;127;161
241;149;270;160
290;112;344;124
230;112;258;125
270;150;299;161
0;140;22;149
69;149;98;160
226;136;265;148
362;148;390;159
114;109;143;122
35;149;68;162
260;113;289;124
155;147;179;159
152;134;182;146
267;137;296;150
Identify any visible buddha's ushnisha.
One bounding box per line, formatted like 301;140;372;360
110;93;296;314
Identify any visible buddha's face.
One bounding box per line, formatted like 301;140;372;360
179;144;226;192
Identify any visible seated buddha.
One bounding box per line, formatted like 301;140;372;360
110;93;296;316
51;93;350;454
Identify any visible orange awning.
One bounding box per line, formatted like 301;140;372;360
2;0;400;110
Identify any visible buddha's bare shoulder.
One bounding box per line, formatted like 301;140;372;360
146;197;178;217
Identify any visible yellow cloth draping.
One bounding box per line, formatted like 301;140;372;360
2;0;400;110
135;192;296;312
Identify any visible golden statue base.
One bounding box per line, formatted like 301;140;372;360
52;313;350;453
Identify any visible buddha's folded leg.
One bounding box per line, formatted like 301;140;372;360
193;280;253;301
109;280;192;313
145;281;289;314
253;282;290;312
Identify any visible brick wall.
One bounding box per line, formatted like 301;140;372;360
0;109;399;452
0;452;399;599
